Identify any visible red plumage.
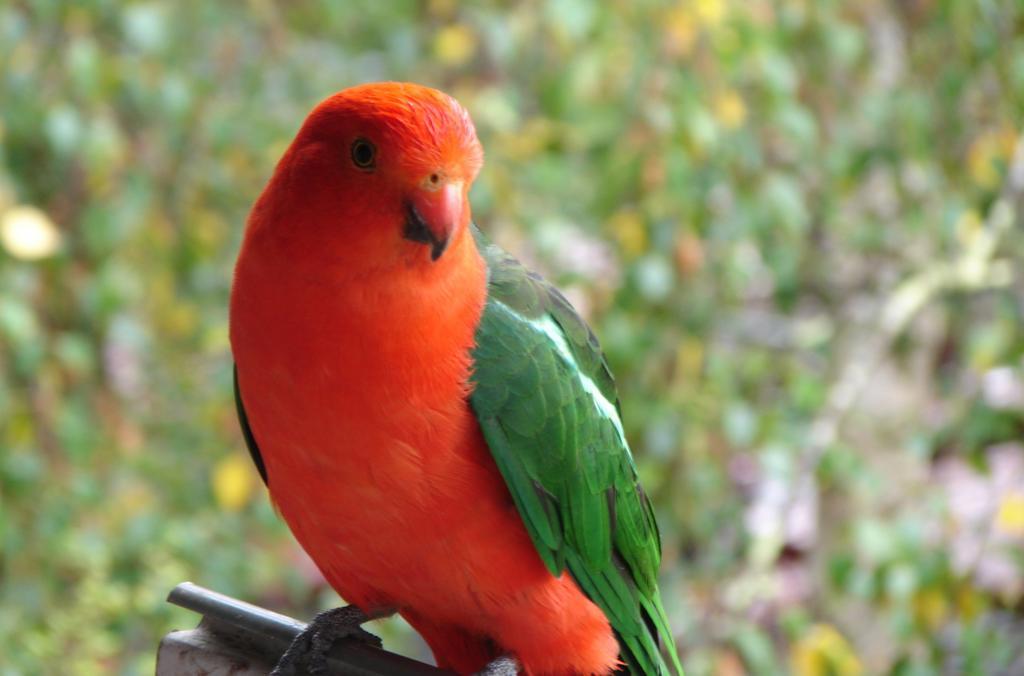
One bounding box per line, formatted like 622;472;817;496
230;83;620;674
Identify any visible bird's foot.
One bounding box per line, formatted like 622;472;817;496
475;655;519;676
271;605;383;676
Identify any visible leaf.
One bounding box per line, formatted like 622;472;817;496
433;24;476;66
995;492;1024;536
212;454;255;512
790;624;862;676
1;206;61;260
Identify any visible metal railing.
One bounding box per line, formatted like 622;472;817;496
158;582;449;675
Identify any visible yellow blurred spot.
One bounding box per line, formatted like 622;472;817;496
213;453;255;511
664;7;697;56
912;588;949;630
1;205;62;260
166;302;199;338
695;0;727;27
791;624;863;676
499;117;555;161
609;208;647;258
9;416;35;446
954;209;983;249
113;481;156;524
713;90;746;130
194;209;227;251
434;24;476;67
676;337;705;382
266;139;290;165
956;584;985;621
995;492;1024;536
428;0;456;17
967;128;1017;189
201;322;231;353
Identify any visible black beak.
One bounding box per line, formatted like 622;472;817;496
403;203;449;261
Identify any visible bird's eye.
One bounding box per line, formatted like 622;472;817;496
350;138;376;170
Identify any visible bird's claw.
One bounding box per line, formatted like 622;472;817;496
271;605;382;675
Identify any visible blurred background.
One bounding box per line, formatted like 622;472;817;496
2;1;1023;674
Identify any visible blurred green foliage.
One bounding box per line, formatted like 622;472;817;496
2;1;1024;674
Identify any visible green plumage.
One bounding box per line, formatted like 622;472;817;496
469;228;684;676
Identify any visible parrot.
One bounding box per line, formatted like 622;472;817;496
229;82;683;676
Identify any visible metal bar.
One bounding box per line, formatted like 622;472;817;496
165;581;449;676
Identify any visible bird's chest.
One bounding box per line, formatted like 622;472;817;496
258;366;494;608
250;329;469;501
229;251;491;603
235;304;487;573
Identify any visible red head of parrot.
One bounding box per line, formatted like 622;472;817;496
254;81;483;275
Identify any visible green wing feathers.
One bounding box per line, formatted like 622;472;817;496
469;229;683;676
